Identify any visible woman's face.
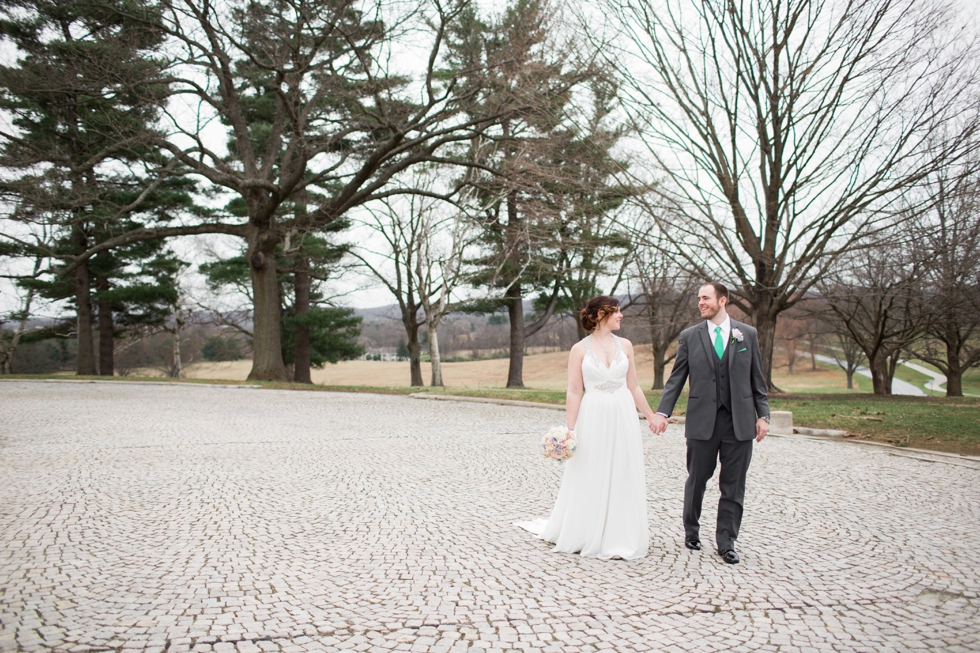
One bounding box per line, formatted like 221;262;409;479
601;307;623;331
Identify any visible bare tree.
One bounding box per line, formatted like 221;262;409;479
830;328;866;391
775;310;810;376
598;0;980;389
799;295;867;389
0;254;42;374
415;205;478;387
802;311;826;373
352;183;479;387
907;162;980;396
818;236;925;394
627;228;699;389
157;264;192;378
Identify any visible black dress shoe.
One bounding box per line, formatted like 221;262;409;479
685;539;702;551
718;549;740;564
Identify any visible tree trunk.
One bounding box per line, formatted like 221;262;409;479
869;351;891;395
501;164;527;389
945;371;962;396
428;323;443;387
945;369;962;396
397;300;424;386
246;233;288;381
97;275;114;377
887;351;901;391
506;282;525;388
575;303;588;340
647;308;663;390
652;343;666;390
755;309;778;392
171;307;183;379
292;255;312;384
407;322;423;386
73;258;96;376
846;369;855;390
944;339;962;397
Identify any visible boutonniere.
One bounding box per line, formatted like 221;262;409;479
731;328;744;343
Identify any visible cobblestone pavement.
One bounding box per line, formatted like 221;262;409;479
2;381;979;653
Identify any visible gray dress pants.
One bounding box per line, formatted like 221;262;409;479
683;406;753;551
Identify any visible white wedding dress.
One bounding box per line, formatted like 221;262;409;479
518;335;648;559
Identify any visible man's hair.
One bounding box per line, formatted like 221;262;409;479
702;281;730;303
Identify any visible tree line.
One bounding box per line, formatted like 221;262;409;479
1;0;978;396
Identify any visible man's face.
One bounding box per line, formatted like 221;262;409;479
698;285;726;320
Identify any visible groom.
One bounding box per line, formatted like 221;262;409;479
649;282;770;565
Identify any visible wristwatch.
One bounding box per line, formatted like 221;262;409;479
760;415;770;423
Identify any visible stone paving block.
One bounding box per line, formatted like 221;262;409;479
0;382;978;652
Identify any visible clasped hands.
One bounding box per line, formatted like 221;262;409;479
648;413;669;435
646;413;769;443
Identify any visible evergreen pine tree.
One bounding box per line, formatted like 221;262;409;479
0;0;184;375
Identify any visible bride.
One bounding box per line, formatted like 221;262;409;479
519;295;657;560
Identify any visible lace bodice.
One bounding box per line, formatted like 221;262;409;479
582;335;628;393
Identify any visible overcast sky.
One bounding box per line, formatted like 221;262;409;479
2;0;978;318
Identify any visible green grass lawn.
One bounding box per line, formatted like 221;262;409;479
959;368;980;396
7;374;980;456
896;360;980;397
767;394;980;455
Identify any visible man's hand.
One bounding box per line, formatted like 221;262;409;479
755;418;769;442
649;413;669;435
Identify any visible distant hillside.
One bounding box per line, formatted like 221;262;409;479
353;300;540;322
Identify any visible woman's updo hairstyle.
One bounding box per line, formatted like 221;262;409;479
580;296;620;333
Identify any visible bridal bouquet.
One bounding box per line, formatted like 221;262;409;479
542;426;578;464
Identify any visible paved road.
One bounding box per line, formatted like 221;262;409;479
899;362;947;394
2;381;979;653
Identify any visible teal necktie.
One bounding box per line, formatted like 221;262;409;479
714;326;724;360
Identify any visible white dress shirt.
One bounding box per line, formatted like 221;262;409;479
707;316;732;353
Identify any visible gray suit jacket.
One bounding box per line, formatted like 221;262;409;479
656;320;770;441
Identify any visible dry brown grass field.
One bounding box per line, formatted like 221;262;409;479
166;344;858;393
